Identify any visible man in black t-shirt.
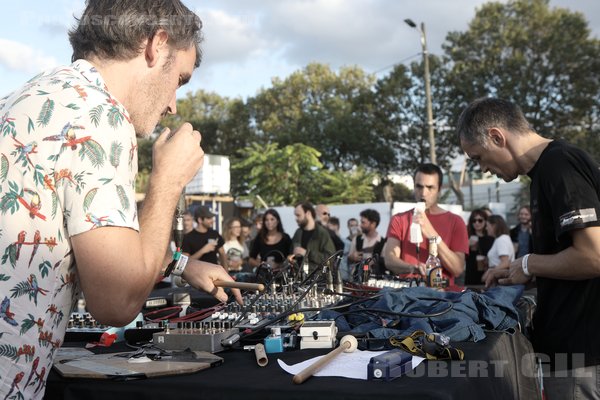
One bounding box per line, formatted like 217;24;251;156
458;98;600;398
182;205;227;268
292;202;336;270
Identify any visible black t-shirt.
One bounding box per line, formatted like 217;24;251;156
529;140;600;367
301;229;314;250
464;235;494;285
182;228;224;265
250;233;293;263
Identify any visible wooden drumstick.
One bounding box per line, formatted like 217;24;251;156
292;335;358;384
214;280;265;292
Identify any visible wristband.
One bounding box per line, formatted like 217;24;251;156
521;254;531;277
172;254;189;277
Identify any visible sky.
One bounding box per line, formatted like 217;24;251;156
0;0;599;100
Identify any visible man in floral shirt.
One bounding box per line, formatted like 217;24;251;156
0;2;240;398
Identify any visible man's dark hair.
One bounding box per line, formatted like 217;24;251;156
329;216;340;227
360;209;380;227
414;163;444;189
457;97;531;147
295;201;315;219
69;0;203;67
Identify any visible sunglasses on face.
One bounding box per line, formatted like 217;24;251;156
473;218;485;223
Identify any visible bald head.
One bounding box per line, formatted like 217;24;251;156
316;204;330;225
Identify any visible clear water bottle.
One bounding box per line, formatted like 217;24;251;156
409;202;426;245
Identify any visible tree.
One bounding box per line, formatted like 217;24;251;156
371;59;458;176
371;57;466;202
316;168;376;205
232;142;323;206
248;63;399;174
231;142;376;207
159;90;256;156
441;0;600;160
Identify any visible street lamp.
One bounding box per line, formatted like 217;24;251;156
404;18;436;164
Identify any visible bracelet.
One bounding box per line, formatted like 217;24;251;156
521;254;531;277
172;254;189;277
164;251;187;278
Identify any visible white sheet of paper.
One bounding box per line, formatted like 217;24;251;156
277;350;388;380
278;351;427;380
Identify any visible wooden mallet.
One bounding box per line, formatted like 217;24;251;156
292;335;358;384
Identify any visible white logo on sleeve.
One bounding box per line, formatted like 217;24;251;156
559;208;597;228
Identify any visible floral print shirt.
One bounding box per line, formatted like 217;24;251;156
0;60;139;399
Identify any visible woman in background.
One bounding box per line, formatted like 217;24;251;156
464;209;495;285
223;217;247;272
249;209;293;271
482;214;515;284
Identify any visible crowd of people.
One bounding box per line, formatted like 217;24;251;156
178;171;531;293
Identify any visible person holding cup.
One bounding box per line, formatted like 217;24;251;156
464;209;495;285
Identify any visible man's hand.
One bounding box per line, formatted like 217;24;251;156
293;247;307;256
182;260;243;305
497;258;532;286
413;210;438;240
483;258;531;287
415;262;427;276
349;250;363;263
152;123;204;189
482;267;504;287
200;241;217;254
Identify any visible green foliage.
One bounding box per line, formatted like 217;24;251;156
249;63;395;173
317;168;376;204
231;142;375;206
232;142;322;206
160;90;255;156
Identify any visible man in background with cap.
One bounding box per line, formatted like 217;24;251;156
182;206;227;269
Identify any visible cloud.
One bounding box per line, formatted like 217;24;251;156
197;8;269;65
188;0;600;82
0;38;58;73
253;0;486;72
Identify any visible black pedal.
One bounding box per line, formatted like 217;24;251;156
368;349;414;381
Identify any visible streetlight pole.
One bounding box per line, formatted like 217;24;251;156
404;19;436;164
